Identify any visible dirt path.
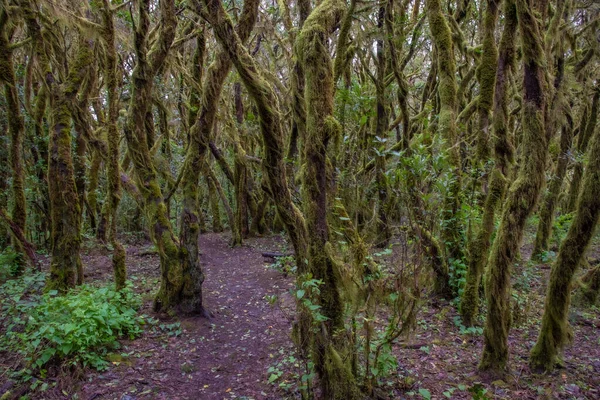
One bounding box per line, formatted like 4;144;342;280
79;233;295;400
31;232;600;399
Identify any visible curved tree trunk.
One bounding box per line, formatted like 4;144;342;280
296;1;363;396
530;85;600;372
122;0;183;312
579;262;600;305
21;0;94;290
532;120;573;258
460;0;511;327
480;0;548;373
565;89;599;213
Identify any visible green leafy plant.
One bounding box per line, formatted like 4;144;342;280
448;257;467;298
152;322;182;337
468;383;490;399
552;213;574;246
295;273;329;324
418;388;432;399
266;348;316;396
267;255;297;276
2;277;146;373
0;247;25;280
453;316;483;336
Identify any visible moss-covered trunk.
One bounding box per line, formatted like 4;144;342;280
529;85;600;372
480;0;548;373
233;82;250;245
0;118;8;251
286;0;310;162
565;89;599;213
296;1;363;397
71;71;95;223
206;174;223;232
426;0;464;265
206;164;235;235
123;0;185;311
579;263;600;305
87;150;101;230
474;0;501;162
532;120;573;258
46;39;93;290
0;11;27;265
373;5;391;247
21;1;92;288
101;0;126;290
460;0;516;326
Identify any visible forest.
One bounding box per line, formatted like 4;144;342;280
0;0;599;398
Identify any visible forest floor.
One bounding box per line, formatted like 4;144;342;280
2;231;600;399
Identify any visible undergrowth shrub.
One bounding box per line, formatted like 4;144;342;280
552;213;573;247
1;273;146;375
0;247;25;280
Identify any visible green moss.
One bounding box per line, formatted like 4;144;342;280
530;87;600;372
46;75;85;291
0;25;27;261
480;0;548;374
461;168;506;326
579;264;600;305
475;0;500;160
533;123;573;258
566;90;599;212
426;0;464;263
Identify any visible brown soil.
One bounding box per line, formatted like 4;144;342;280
78;233;297;400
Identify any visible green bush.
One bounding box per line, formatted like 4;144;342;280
552;212;574;246
0;247;25;280
2;275;146;372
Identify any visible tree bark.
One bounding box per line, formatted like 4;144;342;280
461;0;516;326
530;85;600;372
480;0;548;374
0;10;27;266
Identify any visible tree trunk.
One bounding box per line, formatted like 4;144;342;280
0;11;27;266
46;38;93;290
296;1;363;397
532;121;573;258
579;263;600;305
529;86;600;372
565;89;599;213
373;4;391;248
102;0;126;290
480;0;548;373
122;0;184;312
207;174;223;232
426;0;464;265
461;0;517;326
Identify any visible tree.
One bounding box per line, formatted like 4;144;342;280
461;0;516;326
530;86;600;372
0;8;27;267
480;0;548;374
